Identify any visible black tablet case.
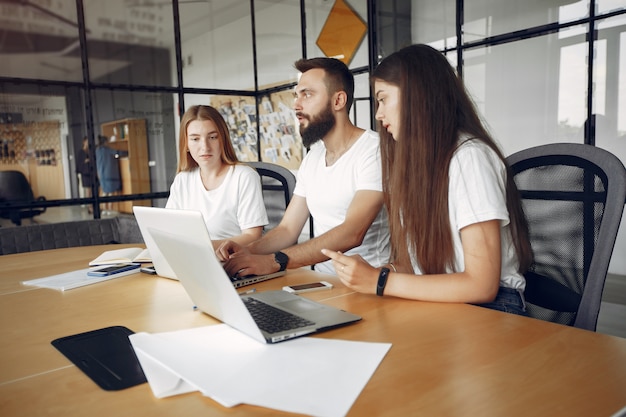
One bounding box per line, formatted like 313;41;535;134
51;325;147;390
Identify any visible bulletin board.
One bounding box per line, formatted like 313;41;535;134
210;96;260;163
210;92;304;170
257;90;303;170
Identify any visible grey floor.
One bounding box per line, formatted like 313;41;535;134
2;206;625;339
598;273;626;338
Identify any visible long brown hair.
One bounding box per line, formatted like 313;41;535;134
372;44;532;274
177;105;239;173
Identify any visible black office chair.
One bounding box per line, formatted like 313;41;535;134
0;170;47;226
246;161;296;232
507;143;626;331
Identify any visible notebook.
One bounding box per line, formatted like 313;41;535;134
147;225;362;344
133;206;285;287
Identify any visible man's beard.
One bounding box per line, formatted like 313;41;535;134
299;104;336;148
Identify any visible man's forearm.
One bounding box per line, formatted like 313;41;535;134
280;224;365;269
247;226;299;255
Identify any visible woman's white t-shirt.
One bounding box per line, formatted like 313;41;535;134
409;138;525;290
166;164;268;240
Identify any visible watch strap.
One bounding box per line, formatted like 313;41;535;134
376;267;390;296
274;251;289;272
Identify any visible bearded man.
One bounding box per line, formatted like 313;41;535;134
218;57;390;276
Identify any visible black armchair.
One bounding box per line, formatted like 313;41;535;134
0;170;47;226
246;161;296;232
507;143;626;331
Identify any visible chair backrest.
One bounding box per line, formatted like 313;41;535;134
0;170;36;202
246;161;296;232
507;143;626;331
0;170;46;225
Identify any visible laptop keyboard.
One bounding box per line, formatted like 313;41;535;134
243;298;314;334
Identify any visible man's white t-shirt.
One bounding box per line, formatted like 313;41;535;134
409;138;525;290
166;164;268;240
294;130;390;275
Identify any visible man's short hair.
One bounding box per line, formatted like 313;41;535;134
294;57;355;112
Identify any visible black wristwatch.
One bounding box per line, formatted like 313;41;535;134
274;251;289;272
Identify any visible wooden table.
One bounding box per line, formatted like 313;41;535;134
2;245;626;417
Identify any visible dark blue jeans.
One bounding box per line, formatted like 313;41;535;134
474;286;528;316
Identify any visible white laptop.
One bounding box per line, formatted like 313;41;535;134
132;206;285;287
147;224;362;344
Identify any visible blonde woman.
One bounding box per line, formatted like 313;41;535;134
166;105;268;250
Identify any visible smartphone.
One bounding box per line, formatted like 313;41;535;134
88;263;141;277
140;266;157;275
282;281;333;294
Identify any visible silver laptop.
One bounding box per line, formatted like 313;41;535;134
133;206;285;286
147;225;361;344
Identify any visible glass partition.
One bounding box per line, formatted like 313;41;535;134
598;0;626;15
594;11;626;278
0;0;80;82
255;0;303;89
464;0;588;43
353;72;373;130
463;27;589;156
179;0;255;90
90;90;177;212
0;85;85;195
595;14;626;158
410;0;456;51
83;0;176;87
1;0;624;235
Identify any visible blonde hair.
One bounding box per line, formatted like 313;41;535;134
177;105;239;173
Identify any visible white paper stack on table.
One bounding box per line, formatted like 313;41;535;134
130;325;392;417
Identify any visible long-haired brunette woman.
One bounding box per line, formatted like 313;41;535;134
323;44;532;315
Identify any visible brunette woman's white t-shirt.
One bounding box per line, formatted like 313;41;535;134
409;138;525;290
166;164;268;240
294;130;390;275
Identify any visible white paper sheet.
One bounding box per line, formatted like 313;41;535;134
21;267;138;291
130;325;391;417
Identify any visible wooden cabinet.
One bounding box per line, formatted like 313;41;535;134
100;118;150;213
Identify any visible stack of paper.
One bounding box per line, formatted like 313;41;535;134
130;325;391;417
